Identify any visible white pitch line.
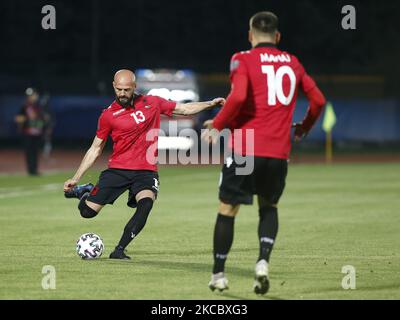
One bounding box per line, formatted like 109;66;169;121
0;183;61;199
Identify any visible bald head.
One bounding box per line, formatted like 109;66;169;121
114;69;136;85
113;69;136;107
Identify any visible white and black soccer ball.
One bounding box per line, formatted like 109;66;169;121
76;233;104;259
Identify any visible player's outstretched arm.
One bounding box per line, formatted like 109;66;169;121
63;136;106;192
201;73;248;144
172;98;225;116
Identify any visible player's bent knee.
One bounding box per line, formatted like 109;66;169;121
78;200;99;219
258;196;277;210
219;202;240;217
136;190;156;202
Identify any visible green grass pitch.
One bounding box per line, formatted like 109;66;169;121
0;163;399;300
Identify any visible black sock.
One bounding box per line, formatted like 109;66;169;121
213;213;235;274
116;198;154;251
78;193;98;219
258;206;278;262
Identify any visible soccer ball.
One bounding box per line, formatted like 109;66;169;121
76;233;104;259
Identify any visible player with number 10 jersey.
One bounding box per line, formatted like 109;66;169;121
213;41;320;159
205;11;326;295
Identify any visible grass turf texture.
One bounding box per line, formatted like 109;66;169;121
0;163;399;300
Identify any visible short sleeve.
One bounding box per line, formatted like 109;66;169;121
96;111;111;140
152;96;177;117
229;53;248;80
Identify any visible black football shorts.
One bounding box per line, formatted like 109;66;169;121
87;168;159;208
219;156;288;206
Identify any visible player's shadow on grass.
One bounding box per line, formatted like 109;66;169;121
132;247;258;257
102;257;253;280
138;259;252;279
97;257;287;300
100;251;279;283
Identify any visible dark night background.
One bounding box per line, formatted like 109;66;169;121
1;0;400;96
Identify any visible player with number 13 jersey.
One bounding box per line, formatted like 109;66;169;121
96;94;176;171
64;69;225;260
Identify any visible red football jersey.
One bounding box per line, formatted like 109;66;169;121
96;95;176;171
215;43;317;159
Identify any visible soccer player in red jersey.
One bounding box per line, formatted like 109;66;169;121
203;12;326;294
64;69;225;259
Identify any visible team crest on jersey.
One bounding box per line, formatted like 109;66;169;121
230;60;240;72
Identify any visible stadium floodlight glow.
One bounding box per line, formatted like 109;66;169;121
147;88;170;99
147;88;199;102
136;69;196;82
141;69;156;81
175;70;186;80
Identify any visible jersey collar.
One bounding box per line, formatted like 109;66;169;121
254;42;277;48
113;94;142;110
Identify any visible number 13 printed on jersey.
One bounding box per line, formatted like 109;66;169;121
130;111;146;124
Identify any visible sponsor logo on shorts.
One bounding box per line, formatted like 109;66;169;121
152;178;159;191
226;157;234;168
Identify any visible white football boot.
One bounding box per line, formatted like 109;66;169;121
253;259;270;295
208;272;229;292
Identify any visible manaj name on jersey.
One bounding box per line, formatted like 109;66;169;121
260;53;291;63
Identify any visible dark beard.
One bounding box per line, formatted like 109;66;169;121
117;96;133;108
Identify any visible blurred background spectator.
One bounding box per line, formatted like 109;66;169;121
14;88;45;175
